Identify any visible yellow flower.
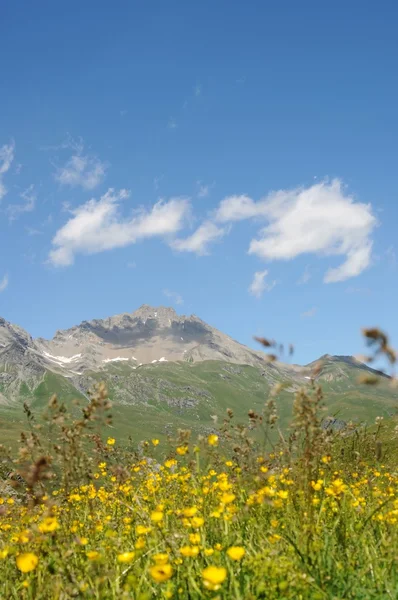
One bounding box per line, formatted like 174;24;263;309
117;551;135;563
135;537;146;549
180;545;200;557
191;516;204;528
107;437;116;446
38;517;60;533
208;434;219;446
325;479;348;497
227;546;245;561
176;445;188;456
311;480;323;491
277;490;289;500
86;551;101;561
202;566;227;591
321;455;331;464
151;510;164;523
270;519;279;528
16;530;31;543
183;507;198;518
150;563;173;583
77;537;89;545
204;548;214;556
152;439;160;446
16;553;39;573
136;525;151;535
0;548;9;559
220;492;236;505
152;553;169;565
189;533;201;544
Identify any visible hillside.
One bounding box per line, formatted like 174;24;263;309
0;306;397;448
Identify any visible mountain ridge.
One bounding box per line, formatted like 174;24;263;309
1;305;397;449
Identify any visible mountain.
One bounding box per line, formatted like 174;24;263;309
0;306;397;448
34;304;271;373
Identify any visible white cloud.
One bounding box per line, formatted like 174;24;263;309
215;180;376;283
171;221;225;255
154;175;163;191
48;188;190;267
54;140;107;190
301;307;318;318
297;265;311;285
196;180;215;199
215;194;263;222
0;141;15;201
0;274;8;292
168;117;177;130
194;84;202;97
7;184;36;220
163;289;183;305
126;261;136;269
248;270;277;298
197;184;209;198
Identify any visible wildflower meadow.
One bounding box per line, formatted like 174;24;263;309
1;330;398;599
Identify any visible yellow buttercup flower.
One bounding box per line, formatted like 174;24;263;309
176;445;188;456
150;563;173;583
152;439;160;446
183;506;198;517
220;492;236;505
135;537;146;549
16;553;39;573
208;434;219;446
191;516;204;528
38;517;60;533
136;525;151;535
77;537;89;545
227;546;245;561
202;566;227;591
107;437;116;446
180;545;200;557
325;479;348;497
117;551;135;563
86;551;101;561
151;510;164;523
152;553;169;565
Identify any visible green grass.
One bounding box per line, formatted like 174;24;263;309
1;357;397;452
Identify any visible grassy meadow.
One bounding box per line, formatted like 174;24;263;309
1;329;398;599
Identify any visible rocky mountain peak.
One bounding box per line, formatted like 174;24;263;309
0;317;33;349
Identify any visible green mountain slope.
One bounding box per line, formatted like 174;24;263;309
1;356;397;450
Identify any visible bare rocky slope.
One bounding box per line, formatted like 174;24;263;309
35;305;277;373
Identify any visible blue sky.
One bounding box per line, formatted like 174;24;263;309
1;0;397;364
